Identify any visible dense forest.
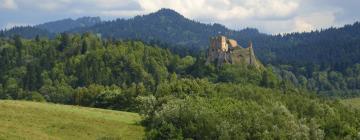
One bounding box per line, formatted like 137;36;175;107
0;34;359;139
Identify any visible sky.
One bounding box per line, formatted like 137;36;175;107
0;0;359;34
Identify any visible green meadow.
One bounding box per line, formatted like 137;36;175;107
0;100;144;140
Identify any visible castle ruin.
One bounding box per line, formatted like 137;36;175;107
206;36;261;67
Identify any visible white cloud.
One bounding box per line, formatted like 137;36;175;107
138;0;299;20
294;19;314;32
38;2;62;11
241;0;299;18
91;0;135;9
292;11;337;32
136;0;303;33
100;10;145;17
0;0;18;10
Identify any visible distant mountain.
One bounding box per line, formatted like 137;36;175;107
73;8;264;49
0;8;264;49
36;17;101;33
0;26;53;38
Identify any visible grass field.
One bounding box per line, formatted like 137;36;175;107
0;100;144;140
341;97;360;109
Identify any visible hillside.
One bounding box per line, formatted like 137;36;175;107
0;100;144;140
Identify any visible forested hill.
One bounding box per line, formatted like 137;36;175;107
1;9;360;70
260;22;360;69
36;17;101;33
0;8;266;52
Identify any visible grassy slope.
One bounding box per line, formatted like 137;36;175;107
0;100;144;140
341;98;360;109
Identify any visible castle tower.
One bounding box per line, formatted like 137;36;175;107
248;41;257;65
206;36;261;68
206;36;229;65
219;36;228;52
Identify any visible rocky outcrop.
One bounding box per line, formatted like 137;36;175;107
206;36;261;68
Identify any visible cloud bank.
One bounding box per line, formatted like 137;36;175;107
0;0;359;34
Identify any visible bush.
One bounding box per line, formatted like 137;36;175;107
28;91;46;102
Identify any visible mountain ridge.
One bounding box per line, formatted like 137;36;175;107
36;16;101;33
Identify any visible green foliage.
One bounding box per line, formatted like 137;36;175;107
260;67;279;88
274;64;360;97
217;64;262;85
27;91;46;102
139;82;360;140
0;34;194;111
188;57;267;85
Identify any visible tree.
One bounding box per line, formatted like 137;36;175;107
261;67;279;88
58;33;71;51
81;40;88;54
14;35;23;50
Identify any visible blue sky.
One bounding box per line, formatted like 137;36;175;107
0;0;359;34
